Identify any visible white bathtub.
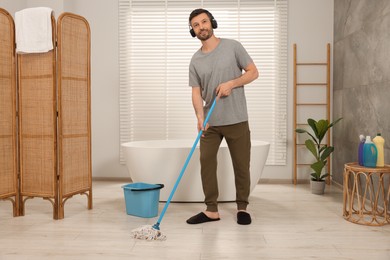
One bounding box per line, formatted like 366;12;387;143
121;139;270;202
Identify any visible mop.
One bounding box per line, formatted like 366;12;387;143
131;97;218;241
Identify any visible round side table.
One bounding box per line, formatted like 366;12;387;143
343;162;390;226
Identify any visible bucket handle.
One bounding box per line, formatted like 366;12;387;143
130;184;164;192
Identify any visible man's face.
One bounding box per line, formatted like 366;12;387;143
190;13;213;41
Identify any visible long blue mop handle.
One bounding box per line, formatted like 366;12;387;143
153;97;218;230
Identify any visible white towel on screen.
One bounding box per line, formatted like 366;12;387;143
15;7;54;53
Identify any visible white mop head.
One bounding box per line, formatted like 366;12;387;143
131;225;167;241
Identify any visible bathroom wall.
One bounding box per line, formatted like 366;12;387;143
25;0;63;13
0;0;334;181
333;0;390;185
0;0;123;179
62;0;123;179
0;0;62;17
287;0;334;182
0;0;26;14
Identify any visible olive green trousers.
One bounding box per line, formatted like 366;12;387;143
199;121;251;212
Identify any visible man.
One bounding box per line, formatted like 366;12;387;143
187;8;259;225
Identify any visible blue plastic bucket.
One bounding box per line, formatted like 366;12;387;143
122;182;164;218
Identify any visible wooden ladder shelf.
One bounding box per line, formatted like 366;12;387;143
293;43;331;185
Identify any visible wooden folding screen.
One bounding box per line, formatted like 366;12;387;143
57;13;92;219
0;9;92;219
0;8;18;217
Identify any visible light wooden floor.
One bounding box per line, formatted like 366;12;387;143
0;181;389;260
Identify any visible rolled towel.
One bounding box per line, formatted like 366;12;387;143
15;7;54;53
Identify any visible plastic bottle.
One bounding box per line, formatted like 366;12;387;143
358;135;365;166
373;133;385;167
363;136;378;168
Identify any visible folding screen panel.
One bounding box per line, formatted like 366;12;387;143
17;14;58;218
0;8;18;216
57;13;92;219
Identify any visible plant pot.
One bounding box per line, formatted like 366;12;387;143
310;180;325;195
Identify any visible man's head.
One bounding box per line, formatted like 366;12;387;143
189;9;218;40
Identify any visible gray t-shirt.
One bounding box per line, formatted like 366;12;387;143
189;38;253;126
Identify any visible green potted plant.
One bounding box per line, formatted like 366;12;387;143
295;118;342;194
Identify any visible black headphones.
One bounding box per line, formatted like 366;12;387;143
189;10;218;37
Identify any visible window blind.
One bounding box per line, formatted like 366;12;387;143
119;0;287;165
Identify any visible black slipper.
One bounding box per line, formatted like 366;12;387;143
186;212;220;224
237;211;251;225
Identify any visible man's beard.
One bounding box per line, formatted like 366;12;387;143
196;28;213;41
